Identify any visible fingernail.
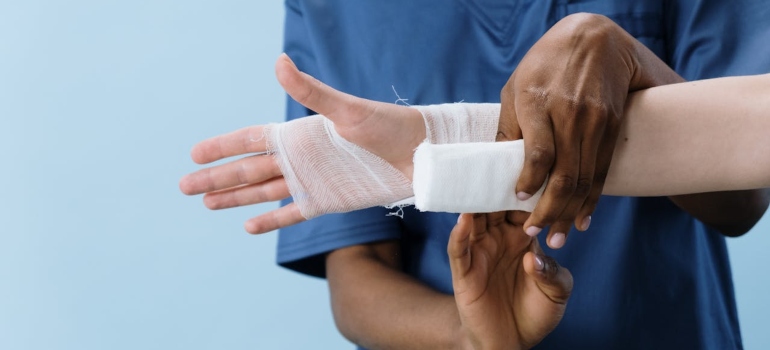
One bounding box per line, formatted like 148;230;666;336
525;226;542;237
581;215;592;231
457;214;463;224
282;53;297;68
550;233;566;249
517;191;533;201
534;255;545;271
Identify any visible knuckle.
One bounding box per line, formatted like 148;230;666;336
298;79;319;104
573;177;592;197
527;146;555;170
198;169;215;193
561;13;614;42
255;186;271;202
266;212;280;231
550;174;577;196
521;86;550;106
591;100;610;118
562;12;607;27
561;94;586;115
585;102;610;126
564;96;610;124
235;163;249;185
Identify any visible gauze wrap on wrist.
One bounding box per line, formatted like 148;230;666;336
408;103;545;212
266;103;544;219
414;103;501;144
265;115;413;219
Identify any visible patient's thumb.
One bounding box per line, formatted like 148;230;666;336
523;252;573;304
275;53;308;97
274;53;359;123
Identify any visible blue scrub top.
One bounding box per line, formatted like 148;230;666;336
277;1;770;349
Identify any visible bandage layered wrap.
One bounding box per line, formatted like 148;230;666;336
265;103;544;219
415;103;500;144
265;116;413;219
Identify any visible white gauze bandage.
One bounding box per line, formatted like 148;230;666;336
414;103;501;144
407;103;544;213
412;140;544;213
266;103;544;219
265;115;413;220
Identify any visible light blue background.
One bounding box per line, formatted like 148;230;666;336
0;1;767;349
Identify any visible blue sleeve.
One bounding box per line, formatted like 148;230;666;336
283;0;317;120
277;206;405;278
665;0;770;79
277;0;403;278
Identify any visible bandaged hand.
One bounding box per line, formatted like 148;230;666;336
180;54;512;234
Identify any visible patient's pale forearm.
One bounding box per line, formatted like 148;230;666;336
606;74;770;195
420;75;770;205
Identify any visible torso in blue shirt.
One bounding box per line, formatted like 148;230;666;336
277;1;770;349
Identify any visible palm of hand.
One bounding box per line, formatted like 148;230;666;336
450;212;570;350
329;99;426;180
269;53;426;179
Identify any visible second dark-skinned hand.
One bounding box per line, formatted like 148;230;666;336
498;13;680;248
450;212;572;350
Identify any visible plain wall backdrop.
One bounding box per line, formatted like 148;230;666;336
0;1;768;349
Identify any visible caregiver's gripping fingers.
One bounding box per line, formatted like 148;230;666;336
555;130;602;233
574;132;616;232
496;73;524;142
538;132;603;246
190;125;268;164
180;155;282;196
522;94;585;235
244;203;305;234
515;101;556;202
545;221;572;250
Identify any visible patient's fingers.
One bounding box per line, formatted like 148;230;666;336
245;203;305;234
190;125;268;164
180;155;281;195
203;177;290;210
